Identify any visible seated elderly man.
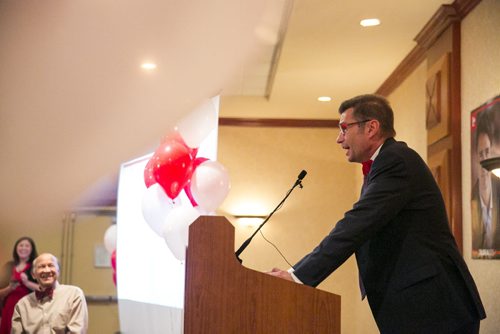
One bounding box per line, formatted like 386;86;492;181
11;253;88;334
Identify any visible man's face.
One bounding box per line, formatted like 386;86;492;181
33;254;59;289
336;108;370;163
477;132;492;202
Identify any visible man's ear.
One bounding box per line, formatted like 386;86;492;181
366;119;380;138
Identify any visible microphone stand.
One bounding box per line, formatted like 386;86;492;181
235;178;305;264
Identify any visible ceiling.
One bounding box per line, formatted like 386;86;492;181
221;0;452;119
0;0;451;228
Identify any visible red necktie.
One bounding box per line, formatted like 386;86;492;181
362;160;373;176
35;287;53;301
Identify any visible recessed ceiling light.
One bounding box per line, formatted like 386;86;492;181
318;96;332;102
360;18;380;27
141;62;157;70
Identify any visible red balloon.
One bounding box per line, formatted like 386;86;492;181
111;249;116;270
111;250;117;286
194;157;209;168
190;147;199;159
162;130;200;155
162;130;200;159
184;157;210;206
144;157;156;188
152;139;194;199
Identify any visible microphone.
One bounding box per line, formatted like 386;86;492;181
235;170;307;263
294;170;307;188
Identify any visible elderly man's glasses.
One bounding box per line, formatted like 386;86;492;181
339;119;371;135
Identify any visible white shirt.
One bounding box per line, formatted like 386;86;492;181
479;190;493;249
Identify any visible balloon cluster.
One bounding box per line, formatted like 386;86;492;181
141;98;230;261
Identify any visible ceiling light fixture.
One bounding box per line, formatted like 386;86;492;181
318;96;332;102
141;62;157;70
360;18;381;27
480;156;500;178
233;215;266;228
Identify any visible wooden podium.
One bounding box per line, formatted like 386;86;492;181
184;216;341;333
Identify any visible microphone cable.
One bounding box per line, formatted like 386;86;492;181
259;229;293;267
235;170;307;263
260;186;297;267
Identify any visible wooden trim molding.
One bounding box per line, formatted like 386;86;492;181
414;5;460;50
219;117;339;128
376;45;426;97
428;148;452;224
426;53;451;145
448;22;463;252
376;0;480;97
377;0;470;251
453;0;482;18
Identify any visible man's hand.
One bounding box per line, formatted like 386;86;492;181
266;268;294;282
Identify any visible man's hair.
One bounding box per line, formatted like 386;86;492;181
33;253;60;272
480;102;500;148
475;109;494;150
339;94;396;138
492;103;500;147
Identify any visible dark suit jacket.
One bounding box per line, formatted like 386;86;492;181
294;138;486;333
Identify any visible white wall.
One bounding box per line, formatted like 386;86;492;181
461;0;500;332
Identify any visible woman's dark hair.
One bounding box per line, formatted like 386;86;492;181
12;236;38;265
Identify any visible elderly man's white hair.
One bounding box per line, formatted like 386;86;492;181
32;253;60;271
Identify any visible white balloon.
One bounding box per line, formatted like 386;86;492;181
103;224;117;254
162;205;201;261
141;183;181;236
190;160;230;213
176;97;218;148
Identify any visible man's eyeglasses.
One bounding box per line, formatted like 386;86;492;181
339;119;371;135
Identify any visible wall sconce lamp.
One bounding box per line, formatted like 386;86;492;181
233;215;267;227
480;156;500;178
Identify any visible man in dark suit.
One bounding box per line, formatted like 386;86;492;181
471;106;500;257
269;94;486;333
